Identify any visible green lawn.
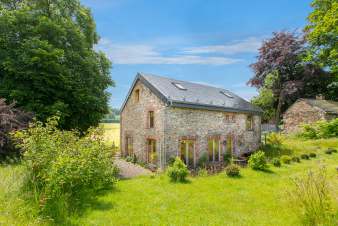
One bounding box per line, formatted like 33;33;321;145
1;138;337;226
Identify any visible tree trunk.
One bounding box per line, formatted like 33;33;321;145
275;91;284;131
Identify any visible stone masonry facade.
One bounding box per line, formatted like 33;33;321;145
283;100;332;134
121;81;261;169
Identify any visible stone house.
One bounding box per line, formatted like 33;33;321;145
120;73;262;169
283;98;338;134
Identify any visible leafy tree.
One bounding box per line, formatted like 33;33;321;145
304;0;338;99
251;88;276;123
0;98;32;157
249;32;332;128
0;0;113;131
305;0;338;74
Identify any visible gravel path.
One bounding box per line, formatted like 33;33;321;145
114;158;153;178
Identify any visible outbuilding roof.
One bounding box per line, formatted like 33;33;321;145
301;98;338;114
121;73;262;114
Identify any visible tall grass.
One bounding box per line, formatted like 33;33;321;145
288;166;337;226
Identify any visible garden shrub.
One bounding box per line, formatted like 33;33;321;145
197;153;208;168
309;153;317;158
281;155;292;164
225;164;240;177
298;119;338;139
197;168;208;177
292;156;300;163
272;158;281;167
223;152;232;165
14;117;119;219
166;157;189;182
125;155;133;162
325;149;332;154
300;154;310;160
266;132;283;146
328;148;337;153
248;151;268;171
288;166;336;225
168;156;176;166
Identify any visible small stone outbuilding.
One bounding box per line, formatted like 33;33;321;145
283;98;338;134
120;73;262;169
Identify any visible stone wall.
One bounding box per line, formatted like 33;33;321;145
120;81;166;166
163;107;261;167
121;80;262;169
283;100;325;134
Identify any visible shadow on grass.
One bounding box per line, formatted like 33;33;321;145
226;174;243;179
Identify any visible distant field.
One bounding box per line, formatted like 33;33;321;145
100;123;120;148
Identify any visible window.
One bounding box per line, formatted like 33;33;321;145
246;115;253;130
125;136;133;156
172;82;187;90
148;111;154;128
208;136;221;162
224;113;235;123
147;139;157;163
180;139;195;167
135;89;140;102
220;90;233;98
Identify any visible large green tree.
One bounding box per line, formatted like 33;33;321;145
0;0;113;131
304;0;338;99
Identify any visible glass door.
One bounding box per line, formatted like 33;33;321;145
179;140;195;168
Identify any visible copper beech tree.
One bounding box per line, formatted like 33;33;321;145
248;32;332;128
0;98;32;156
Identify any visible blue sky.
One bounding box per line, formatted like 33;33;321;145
81;0;312;108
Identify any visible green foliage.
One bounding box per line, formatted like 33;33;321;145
309;153;317;158
248;151;268;171
166;157;189;182
0;0;113;131
325;147;336;155
288;166;336;225
13;117;118;219
292;156;301;163
305;0;338;75
251;88;276;122
300;154;310;160
168;156;176;166
298;119;338;139
272;158;281;167
223;152;232;165
266;132;284;147
225;164;240;177
281;155;292;164
125;154;137;164
197;168;208;177
197;153;208;168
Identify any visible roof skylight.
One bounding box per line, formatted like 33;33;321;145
172;82;187;90
220;90;234;98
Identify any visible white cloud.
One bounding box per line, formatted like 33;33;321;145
182;37;262;55
96;38;243;65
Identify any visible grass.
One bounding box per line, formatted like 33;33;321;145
100;123;120;148
1;138;337;225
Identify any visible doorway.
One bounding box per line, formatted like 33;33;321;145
179;139;195;168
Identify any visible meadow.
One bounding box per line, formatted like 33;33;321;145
100;123;120;148
0;138;337;225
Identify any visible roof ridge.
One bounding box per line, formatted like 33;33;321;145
139;72;234;92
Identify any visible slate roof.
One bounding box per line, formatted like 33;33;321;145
301;99;338;114
121;73;262;114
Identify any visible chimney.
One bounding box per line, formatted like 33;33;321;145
316;94;324;100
